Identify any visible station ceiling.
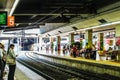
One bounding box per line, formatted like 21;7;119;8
0;0;120;34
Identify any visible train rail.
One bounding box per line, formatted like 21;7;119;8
17;52;120;80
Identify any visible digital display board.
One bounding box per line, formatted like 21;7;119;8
0;11;7;25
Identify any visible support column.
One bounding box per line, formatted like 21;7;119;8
97;33;104;60
80;32;83;49
115;25;120;61
98;33;104;51
69;33;74;45
116;24;120;37
85;29;92;48
50;37;54;54
39;36;42;52
57;36;61;54
116;24;120;50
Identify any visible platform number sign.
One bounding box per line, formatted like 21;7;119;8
8;16;15;27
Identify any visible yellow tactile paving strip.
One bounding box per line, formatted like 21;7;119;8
34;51;120;67
63;56;120;67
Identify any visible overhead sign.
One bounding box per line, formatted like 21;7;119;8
0;11;7;25
8;16;15;27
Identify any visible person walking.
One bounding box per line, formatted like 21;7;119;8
6;44;17;80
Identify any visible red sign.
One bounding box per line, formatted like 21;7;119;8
116;37;120;46
8;16;15;27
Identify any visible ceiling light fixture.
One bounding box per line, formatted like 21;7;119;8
9;0;19;16
77;20;120;31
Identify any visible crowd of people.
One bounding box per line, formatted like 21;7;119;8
69;43;97;59
43;41;115;61
0;43;17;80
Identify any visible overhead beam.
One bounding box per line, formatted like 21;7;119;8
46;3;83;6
4;25;40;32
13;13;90;16
98;1;120;13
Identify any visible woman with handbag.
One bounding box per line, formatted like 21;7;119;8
6;44;17;80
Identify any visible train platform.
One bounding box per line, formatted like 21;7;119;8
5;51;119;80
3;62;45;80
32;50;120;78
34;50;120;67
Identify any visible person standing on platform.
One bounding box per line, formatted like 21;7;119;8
6;44;17;80
92;44;96;60
85;43;89;58
0;43;3;80
63;45;66;55
72;44;77;58
1;44;7;77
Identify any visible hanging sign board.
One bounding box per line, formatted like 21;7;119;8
8;16;15;27
0;11;7;25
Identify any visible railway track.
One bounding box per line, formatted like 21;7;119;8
17;52;120;80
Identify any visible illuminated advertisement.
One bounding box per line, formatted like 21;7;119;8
0;11;7;25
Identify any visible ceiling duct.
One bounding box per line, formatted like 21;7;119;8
72;26;78;31
98;19;107;24
58;31;62;33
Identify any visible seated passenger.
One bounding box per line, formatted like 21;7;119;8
72;45;77;58
107;47;113;56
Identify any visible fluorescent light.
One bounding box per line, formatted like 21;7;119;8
77;20;120;31
9;0;19;16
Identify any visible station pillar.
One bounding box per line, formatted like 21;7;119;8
39;36;42;52
69;33;74;45
85;29;92;48
115;25;120;50
116;24;120;37
115;25;120;61
57;36;61;54
50;37;54;54
98;33;104;50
